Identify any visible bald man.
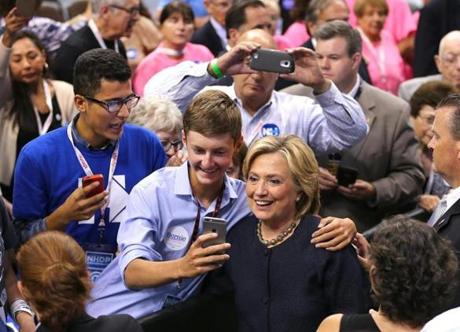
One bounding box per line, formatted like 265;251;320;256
146;29;367;154
399;30;460;102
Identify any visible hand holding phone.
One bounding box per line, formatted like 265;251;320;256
249;48;295;74
82;174;104;198
337;166;358;187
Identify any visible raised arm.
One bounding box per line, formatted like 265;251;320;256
144;42;259;112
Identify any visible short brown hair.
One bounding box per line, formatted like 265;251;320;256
436;93;460;140
243;135;320;219
409;81;455;118
183;90;242;142
17;231;90;332
354;0;388;17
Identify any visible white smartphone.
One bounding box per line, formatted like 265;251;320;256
202;216;227;247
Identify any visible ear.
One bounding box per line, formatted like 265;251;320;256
99;4;110;17
17;281;27;299
182;129;187;147
234;135;243;151
74;95;86;114
368;265;378;293
434;54;442;73
228;28;239;47
203;0;211;10
351;52;362;70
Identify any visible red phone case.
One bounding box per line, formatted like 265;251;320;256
82;174;104;197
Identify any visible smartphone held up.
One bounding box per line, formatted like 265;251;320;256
82;174;104;198
249;48;295;74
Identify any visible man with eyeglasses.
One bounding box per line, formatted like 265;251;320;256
53;0;140;84
13;49;166;280
399;30;460;103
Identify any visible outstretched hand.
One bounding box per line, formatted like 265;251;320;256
281;47;331;93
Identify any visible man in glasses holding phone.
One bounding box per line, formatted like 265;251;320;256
53;0;140;84
13;49;166;280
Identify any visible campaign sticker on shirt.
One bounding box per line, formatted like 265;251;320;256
165;226;189;251
261;123;280;137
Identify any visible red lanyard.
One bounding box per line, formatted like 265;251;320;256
190;189;224;243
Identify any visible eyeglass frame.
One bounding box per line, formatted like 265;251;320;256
82;94;140;114
109;4;141;16
160;139;183;152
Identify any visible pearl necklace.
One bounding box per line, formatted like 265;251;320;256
256;220;298;247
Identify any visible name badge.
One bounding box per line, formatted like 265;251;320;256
84;243;116;282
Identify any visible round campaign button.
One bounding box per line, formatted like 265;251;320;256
165;226;189;251
261;123;280;137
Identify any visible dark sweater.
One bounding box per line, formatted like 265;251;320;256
225;214;366;332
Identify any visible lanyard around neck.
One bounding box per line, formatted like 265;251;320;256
190;188;225;243
66;123;120;229
33;80;54;136
88;19;119;53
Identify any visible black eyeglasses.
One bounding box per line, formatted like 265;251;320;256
84;94;140;114
160;139;183;152
109;4;140;16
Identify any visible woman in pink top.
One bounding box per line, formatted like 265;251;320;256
133;1;213;96
354;0;405;95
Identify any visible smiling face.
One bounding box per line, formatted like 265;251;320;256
246;152;299;227
160;12;195;50
185;130;237;193
356;4;387;41
75;79;133;147
9;37;46;84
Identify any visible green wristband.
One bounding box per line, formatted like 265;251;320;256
210;59;224;79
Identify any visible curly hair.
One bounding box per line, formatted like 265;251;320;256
369;216;458;328
17;231;91;332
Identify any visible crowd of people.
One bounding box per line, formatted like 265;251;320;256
0;0;460;331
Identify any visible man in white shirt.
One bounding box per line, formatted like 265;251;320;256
146;28;368;154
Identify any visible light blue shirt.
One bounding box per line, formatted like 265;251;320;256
144;61;368;153
86;162;250;319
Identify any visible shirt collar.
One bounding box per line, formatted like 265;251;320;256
229;84;273;117
71;114;116;151
348;74;361;98
444;186;460;212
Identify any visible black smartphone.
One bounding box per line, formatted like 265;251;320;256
16;0;38;18
337;166;358;187
249;48;295;74
203;216;227;247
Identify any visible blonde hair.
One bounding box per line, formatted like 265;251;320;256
243;135;320;218
17;231;90;332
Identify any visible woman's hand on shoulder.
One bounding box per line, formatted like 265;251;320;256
311;216;357;251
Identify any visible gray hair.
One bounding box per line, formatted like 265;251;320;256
314;20;362;56
91;0;125;14
128;96;183;134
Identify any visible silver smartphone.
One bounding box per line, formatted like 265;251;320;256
249;48;295;74
203;216;227;247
